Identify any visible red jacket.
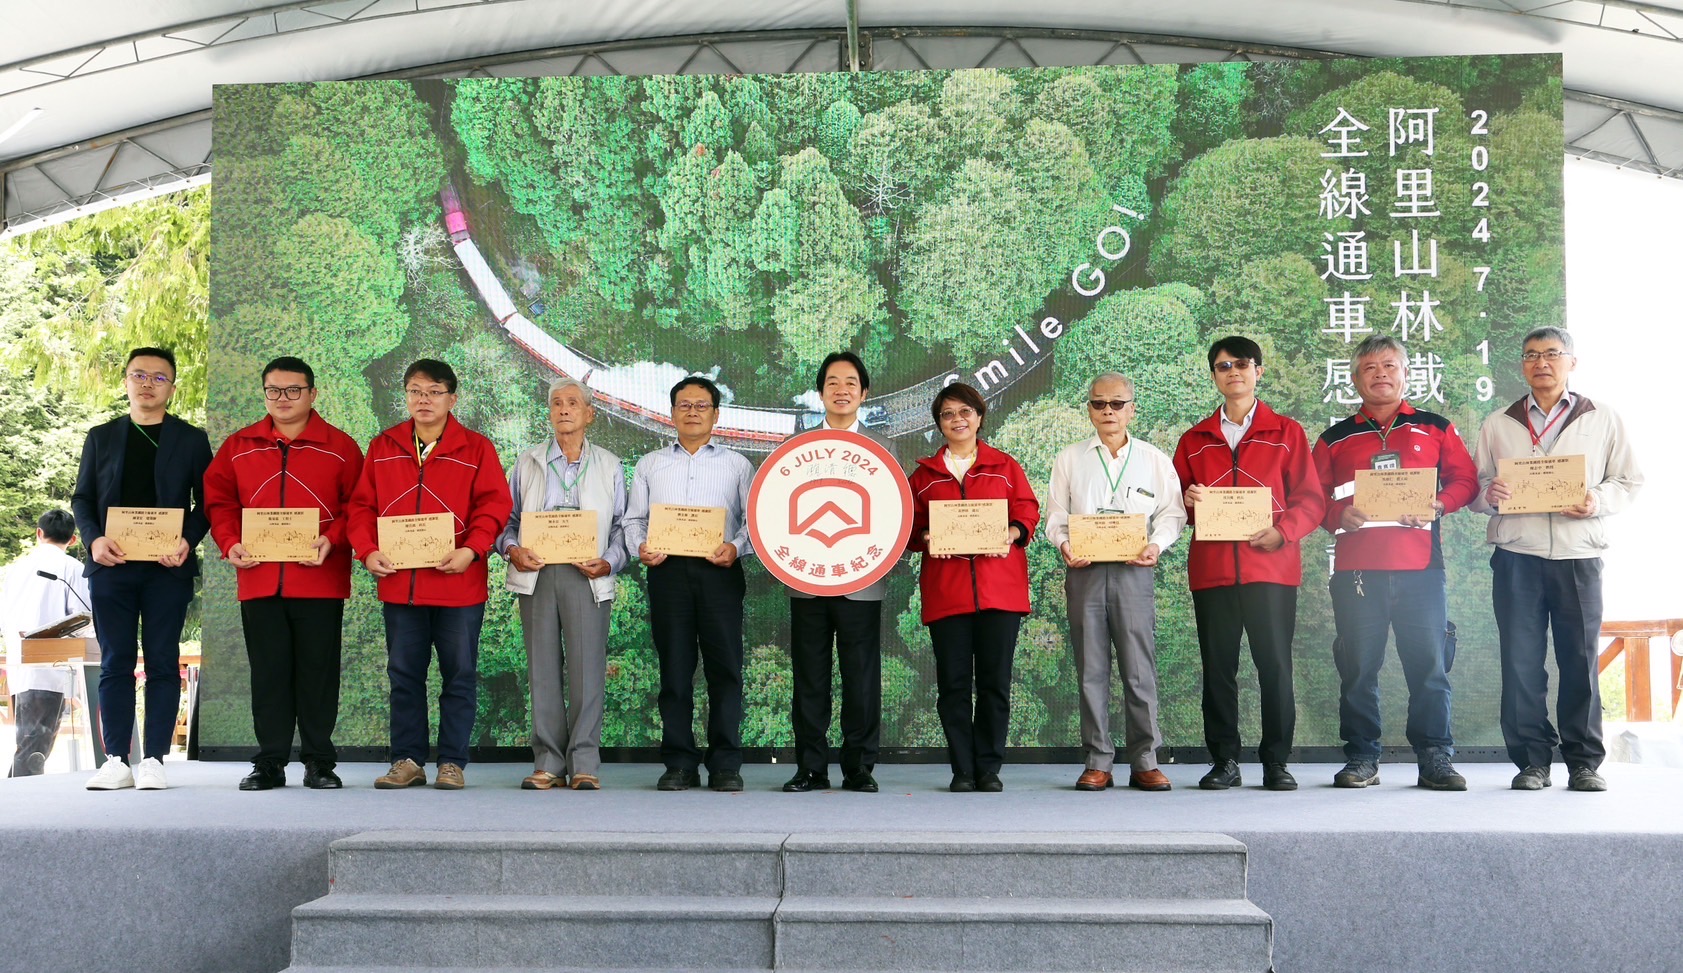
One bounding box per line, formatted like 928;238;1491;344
204;411;364;601
1172;400;1324;591
347;415;513;607
907;441;1040;624
1312;401;1478;572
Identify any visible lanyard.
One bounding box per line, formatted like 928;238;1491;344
1093;439;1133;499
414;432;437;465
1359;408;1400;451
132;418;161;449
548;454;590;499
1525;402;1569;449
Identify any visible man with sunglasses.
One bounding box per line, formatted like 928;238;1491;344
1046;373;1186;792
1172;336;1323;792
347;359;513;790
1471;327;1641;792
75;347;213;790
204;357;364;790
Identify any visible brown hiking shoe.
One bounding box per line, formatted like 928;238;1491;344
374;758;426;789
434;762;465;790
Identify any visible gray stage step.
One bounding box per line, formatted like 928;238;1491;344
774;897;1272;972
782;832;1249;900
291;894;778;969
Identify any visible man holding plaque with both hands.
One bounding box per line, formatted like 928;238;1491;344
347;359;512;791
204;356;364;791
624;376;754;793
74;347;213;791
498;377;626;791
1046;372;1185;793
1471;326;1641;793
1173;336;1323;793
1311;336;1478;792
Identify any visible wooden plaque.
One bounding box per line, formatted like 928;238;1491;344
1498;454;1587;514
647;504;726;558
242;507;319;562
1194;488;1272;542
523;510;598;564
105;507;185;560
1068;513;1148;562
928;499;1010;556
1354;468;1438;522
377;513;455;570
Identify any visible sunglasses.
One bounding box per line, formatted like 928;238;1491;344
1213;359;1255;372
1088;399;1132;412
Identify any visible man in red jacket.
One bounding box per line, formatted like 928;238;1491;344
347;359;513;790
205;356;364;791
1313;335;1479;791
1173;336;1324;792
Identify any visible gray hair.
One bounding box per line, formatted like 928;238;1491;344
1087;372;1135;398
1522;326;1574;354
1352;334;1407;365
547;376;594;402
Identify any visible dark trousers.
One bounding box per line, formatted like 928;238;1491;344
648;557;744;774
1191;582;1297;765
1491;547;1605;771
1329;568;1453;760
9;690;65;776
89;562;193;760
927;609;1021;778
789;596;882;776
241;596;344;768
383;602;485;767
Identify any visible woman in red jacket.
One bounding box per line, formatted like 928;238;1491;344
907;383;1039;792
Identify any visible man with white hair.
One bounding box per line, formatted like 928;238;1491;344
1046;373;1185;792
1471;326;1642;792
498;377;626;791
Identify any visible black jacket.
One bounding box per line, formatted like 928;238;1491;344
71;413;213;579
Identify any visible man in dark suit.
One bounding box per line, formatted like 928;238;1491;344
782;351;902;794
72;347;213;791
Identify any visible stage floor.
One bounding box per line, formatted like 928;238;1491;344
3;760;1680;973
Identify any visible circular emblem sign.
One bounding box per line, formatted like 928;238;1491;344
749;429;913;597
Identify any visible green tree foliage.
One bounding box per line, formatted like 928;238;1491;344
1174;63;1252;159
1208;255;1328;361
450;78;578;247
1053;286;1207;446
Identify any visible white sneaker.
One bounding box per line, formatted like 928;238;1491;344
87;757;135;790
134;757;169;790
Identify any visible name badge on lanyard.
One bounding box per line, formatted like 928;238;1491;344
1370;451;1401;471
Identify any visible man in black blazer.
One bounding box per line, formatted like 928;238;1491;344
72;347;213;791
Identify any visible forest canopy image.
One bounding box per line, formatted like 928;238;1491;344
203;55;1564;754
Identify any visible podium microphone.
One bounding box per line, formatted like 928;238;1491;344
36;569;92;613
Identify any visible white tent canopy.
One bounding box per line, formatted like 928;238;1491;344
5;0;1683;235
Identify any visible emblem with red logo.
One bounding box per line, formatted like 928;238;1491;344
748;429;912;596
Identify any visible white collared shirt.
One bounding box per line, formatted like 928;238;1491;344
1220;402;1257;450
1525;391;1575;453
1045;435;1187;552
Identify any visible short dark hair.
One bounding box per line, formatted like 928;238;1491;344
262;356;315;388
37;509;75;544
931;382;986;425
670;375;721;408
815;351;870;392
126;347;177;379
403;359;458;394
1207;335;1263;371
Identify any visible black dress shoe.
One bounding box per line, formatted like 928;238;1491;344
976;772;1003;793
841;770;878;793
302;762;343;789
239;763;285;791
782;770;832;792
709;770;744;792
1262;763;1298;791
949;774;977;793
1199;759;1241;790
657;767;701;791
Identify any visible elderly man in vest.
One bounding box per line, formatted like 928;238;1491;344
499;377;627;791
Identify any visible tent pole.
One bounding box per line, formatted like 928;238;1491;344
845;0;861;72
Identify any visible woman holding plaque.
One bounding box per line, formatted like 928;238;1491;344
907;383;1039;793
497;377;626;791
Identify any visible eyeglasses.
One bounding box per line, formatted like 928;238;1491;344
937;407;978;423
1213;359;1254;373
1088;398;1133;412
127;370;173;386
674;401;714;414
1521;350;1571;363
405;387;451;401
263;386;311;401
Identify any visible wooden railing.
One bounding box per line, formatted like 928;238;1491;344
1597;619;1683;721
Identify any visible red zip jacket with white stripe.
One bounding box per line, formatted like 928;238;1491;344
346;414;513;607
1172;400;1324;591
204;411;364;601
1312;401;1479;572
906;441;1040;624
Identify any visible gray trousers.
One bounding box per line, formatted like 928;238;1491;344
1066;563;1161;773
518;566;610;777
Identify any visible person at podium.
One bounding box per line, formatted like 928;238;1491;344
1;509;92;776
